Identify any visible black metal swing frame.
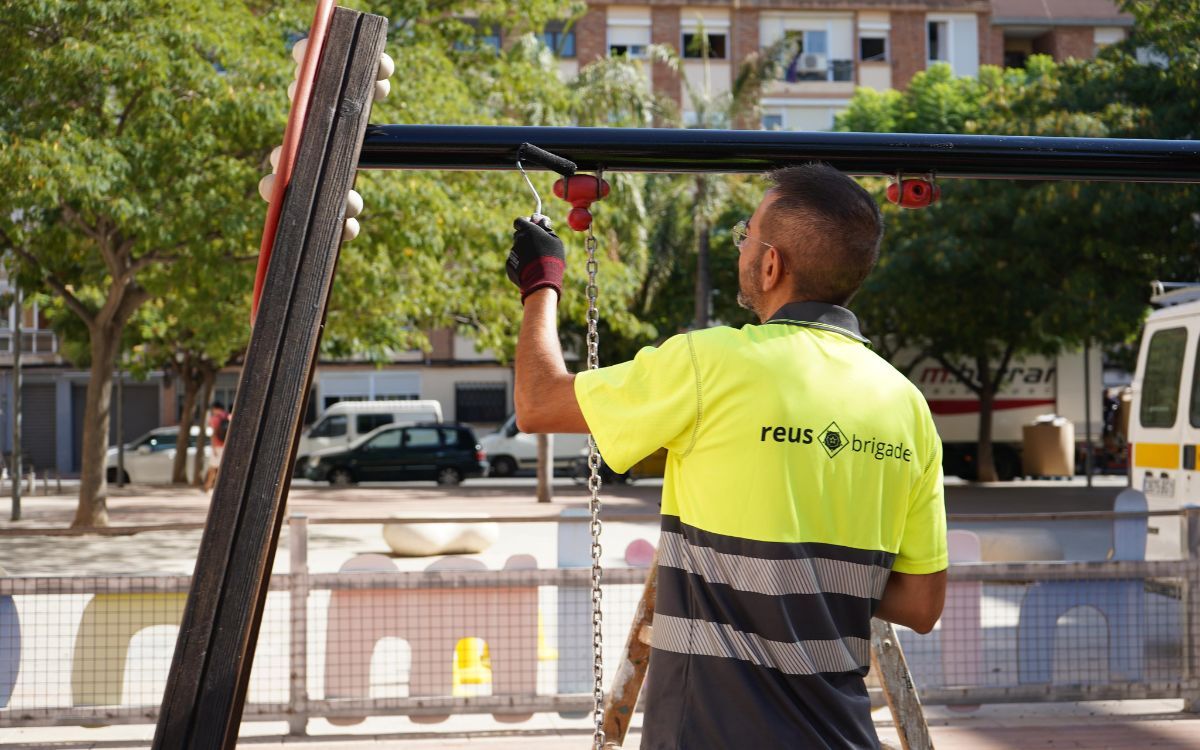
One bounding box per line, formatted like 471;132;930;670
150;6;1200;749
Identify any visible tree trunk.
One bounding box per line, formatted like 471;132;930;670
193;368;215;487
975;382;998;483
73;327;122;528
172;362;200;485
692;176;711;330
536;433;553;503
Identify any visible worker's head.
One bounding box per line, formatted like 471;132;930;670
736;163;882;319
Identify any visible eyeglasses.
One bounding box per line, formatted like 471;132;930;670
732;219;774;252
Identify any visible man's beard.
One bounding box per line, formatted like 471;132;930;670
736;254;764;316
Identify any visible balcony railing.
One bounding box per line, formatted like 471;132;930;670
0;331;59;355
781;58;854;83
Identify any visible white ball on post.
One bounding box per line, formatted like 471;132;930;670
258;173;275;203
344;190;364;218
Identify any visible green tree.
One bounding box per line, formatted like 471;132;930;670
129;256;253;485
1;0;670;521
0;0;291;525
840;59;1199;481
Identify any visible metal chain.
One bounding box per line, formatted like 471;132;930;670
585;168;605;750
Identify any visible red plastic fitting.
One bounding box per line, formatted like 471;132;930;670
553;175;610;232
886;175;941;209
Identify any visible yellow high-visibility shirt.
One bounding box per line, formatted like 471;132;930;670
574;301;946;749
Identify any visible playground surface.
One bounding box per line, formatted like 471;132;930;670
3;475;1200;748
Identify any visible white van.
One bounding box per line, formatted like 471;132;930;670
1127;284;1200;506
296;400;443;467
479;414;590;477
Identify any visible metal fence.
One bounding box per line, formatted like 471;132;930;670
1;509;1198;733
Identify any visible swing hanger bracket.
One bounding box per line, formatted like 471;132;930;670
514;142;610;233
886;171;940;209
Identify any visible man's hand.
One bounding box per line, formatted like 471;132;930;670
507;217;565;302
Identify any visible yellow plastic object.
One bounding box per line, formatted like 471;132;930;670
538;610;558;661
452;637;492;696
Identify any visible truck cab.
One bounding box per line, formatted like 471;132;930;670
1128;284;1200;506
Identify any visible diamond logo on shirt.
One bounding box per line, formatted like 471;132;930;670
817;421;848;458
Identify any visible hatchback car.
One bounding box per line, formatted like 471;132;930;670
303;422;487;486
105;425;212;484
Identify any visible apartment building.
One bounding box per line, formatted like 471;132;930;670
558;0;1130;130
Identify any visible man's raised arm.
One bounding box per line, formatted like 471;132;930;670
507;218;589;435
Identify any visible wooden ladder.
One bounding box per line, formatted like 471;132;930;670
601;558;934;750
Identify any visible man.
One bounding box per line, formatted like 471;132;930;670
507;163;947;749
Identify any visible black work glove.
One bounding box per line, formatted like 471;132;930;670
507;217;565;303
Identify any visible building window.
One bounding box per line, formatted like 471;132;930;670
682;32;727;59
782;30;830;81
609;43;648;58
1094;27;1125;56
762;113;784;130
455;382;507;424
859;36;887;62
609;22;650;59
928;21;949;62
541;22;576;58
454;19;501;53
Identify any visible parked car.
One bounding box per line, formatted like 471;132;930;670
303;422;487;486
480;414;590;477
295;399;443;474
105;425;212;484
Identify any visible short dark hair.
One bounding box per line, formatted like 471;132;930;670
762;163;883;305
211;401;225;411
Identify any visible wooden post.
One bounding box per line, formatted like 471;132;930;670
153;9;388;749
1183;504;1200;713
601;556;657;747
288;515;310;735
870;618;934;750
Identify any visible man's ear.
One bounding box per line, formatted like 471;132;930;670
760;246;785;291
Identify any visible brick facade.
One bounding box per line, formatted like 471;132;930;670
1033;26;1094;62
889;11;926;89
575;6;607;66
979;13;1004;67
731;7;760;63
651;6;682;107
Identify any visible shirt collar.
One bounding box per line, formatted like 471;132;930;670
765;301;871;346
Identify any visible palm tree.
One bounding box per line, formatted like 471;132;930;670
647;28;797;329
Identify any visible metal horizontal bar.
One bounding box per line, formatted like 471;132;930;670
359;125;1200;182
918;681;1200;706
306;511;660;526
307;566;648;590
947;559;1197;581
948;509;1191;522
0;703;290;728
304;694;595;717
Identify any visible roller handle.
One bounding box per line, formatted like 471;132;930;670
517;142;576;178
